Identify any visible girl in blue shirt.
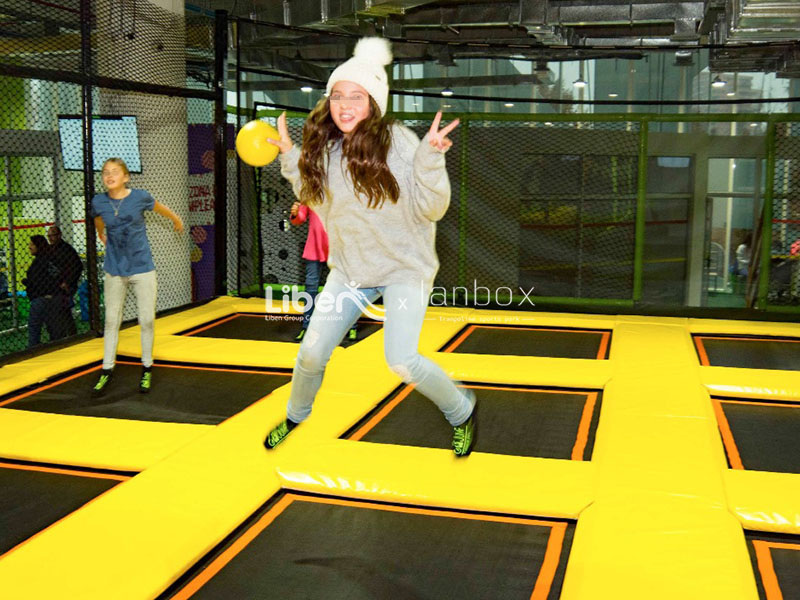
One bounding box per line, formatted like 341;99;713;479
91;157;183;395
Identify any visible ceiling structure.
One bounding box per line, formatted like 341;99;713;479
201;0;800;85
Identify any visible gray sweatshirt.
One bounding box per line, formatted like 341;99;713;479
280;123;451;290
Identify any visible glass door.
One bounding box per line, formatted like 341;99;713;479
703;158;762;307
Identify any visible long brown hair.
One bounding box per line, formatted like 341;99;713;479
298;97;399;209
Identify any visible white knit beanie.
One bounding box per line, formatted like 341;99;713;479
326;37;392;117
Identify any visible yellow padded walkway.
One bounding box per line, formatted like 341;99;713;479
0;297;798;599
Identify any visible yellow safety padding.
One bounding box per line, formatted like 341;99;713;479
0;425;284;600
467;307;617;329
2;302;797;600
0;408;210;471
561;498;759;600
0;338;103;396
725;470;800;534
119;334;301;369
700;366;800;401
433;354;612;388
688;317;800;338
276;439;594;519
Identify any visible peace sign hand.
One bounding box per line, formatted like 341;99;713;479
267;112;294;155
428;111;459;152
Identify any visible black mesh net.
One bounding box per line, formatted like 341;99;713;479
0;0;225;359
772;123;800;305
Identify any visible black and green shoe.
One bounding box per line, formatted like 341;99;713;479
264;419;298;449
295;328;306;342
347;327;358;342
452;401;477;457
139;368;152;394
92;369;113;397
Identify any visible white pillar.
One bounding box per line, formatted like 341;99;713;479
96;0;191;315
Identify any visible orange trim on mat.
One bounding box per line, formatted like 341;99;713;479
572;392;598;461
442;324;610;357
170;493;568;600
0;362;289;409
169;494;295;600
0;460;129;481
116;360;291;377
171;493;568;599
530;521;568;600
350;384;597;460
182;314;240;336
0;466;129;561
715;398;800;410
441;324;477;353
348;385;416;441
752;540;788;600
694;337;711;366
596;332;611;360
697;335;800;344
711;399;744;470
0;364;101;407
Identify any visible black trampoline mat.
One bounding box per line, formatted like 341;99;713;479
746;531;800;600
347;384;601;460
440;324;611;359
161;492;575;600
0;361;291;425
180;313;381;346
0;460;129;557
694;335;800;371
714;398;800;474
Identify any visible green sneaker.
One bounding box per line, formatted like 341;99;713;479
347;327;358;341
264;419;298;449
92;369;113;397
452;397;477;457
139;369;152;394
295;328;306;342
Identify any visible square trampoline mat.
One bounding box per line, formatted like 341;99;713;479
0;460;131;558
747;531;800;600
693;334;800;371
158;492;575;600
440;324;611;359
712;397;800;474
344;383;602;460
0;359;291;425
178;313;381;345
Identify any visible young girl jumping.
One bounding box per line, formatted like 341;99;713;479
91;157;184;395
264;37;477;456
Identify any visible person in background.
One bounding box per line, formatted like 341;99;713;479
91;157;184;396
47;225;83;336
290;201;357;343
23;235;63;347
735;232;752;278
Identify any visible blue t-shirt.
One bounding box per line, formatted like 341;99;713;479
91;188;156;276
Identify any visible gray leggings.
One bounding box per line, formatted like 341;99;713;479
102;270;157;369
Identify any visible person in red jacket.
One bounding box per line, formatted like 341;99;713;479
290;201;357;342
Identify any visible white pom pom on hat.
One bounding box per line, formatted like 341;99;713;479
326;37;393;117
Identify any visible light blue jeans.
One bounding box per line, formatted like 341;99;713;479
287;280;474;427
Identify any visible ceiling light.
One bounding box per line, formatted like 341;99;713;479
300;86;313;93
441;87;454;97
573;77;587;88
726;91;735;97
442;104;452;108
504;102;514;107
711;75;727;88
544;121;554;126
749;122;758;127
608;93;618;98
